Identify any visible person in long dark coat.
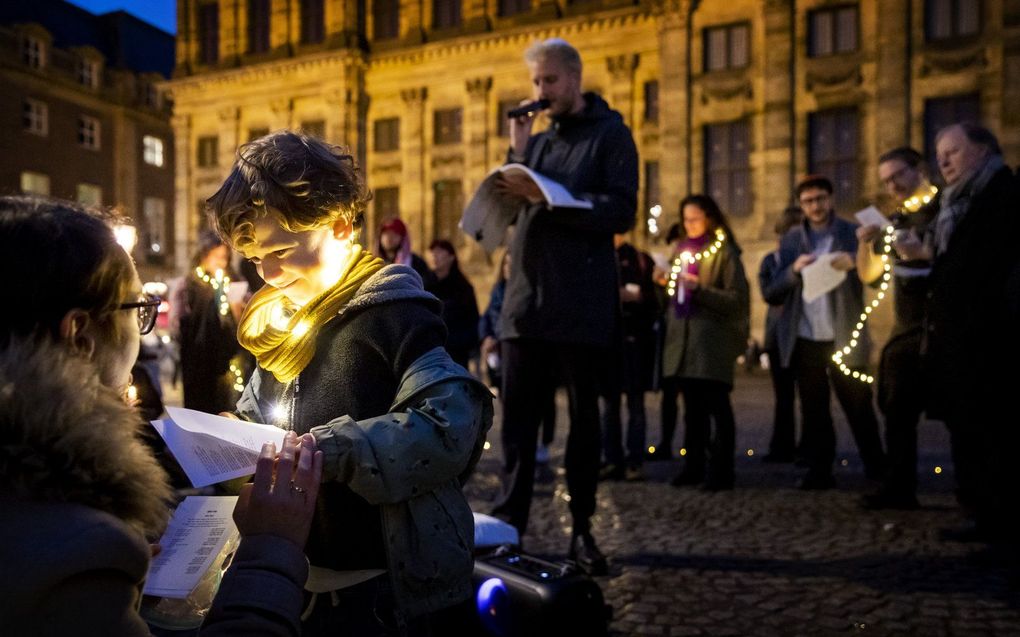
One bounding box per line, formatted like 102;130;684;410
428;239;479;369
172;231;243;414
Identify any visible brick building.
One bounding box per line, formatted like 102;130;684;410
0;1;176;279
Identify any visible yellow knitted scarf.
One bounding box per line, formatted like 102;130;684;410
237;245;385;383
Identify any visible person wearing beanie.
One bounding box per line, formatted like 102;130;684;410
375;216;435;289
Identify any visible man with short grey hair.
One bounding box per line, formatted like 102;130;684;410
492;37;638;575
925;123;1020;543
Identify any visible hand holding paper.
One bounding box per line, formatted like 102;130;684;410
151;407;287;488
801;252;847;302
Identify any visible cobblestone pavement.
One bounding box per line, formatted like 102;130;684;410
465;370;1020;636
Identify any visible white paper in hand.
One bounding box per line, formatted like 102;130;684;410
151;407;286;488
144;496;239;599
801;252;847;302
854;205;890;229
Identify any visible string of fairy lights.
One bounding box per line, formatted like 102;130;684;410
666;228;727;299
831;185;939;384
195;266;247;393
195;266;231;317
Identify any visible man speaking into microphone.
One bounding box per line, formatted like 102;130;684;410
490;37;637;575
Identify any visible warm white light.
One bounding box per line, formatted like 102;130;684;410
113;224;137;253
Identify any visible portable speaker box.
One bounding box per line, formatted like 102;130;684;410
471;546;610;637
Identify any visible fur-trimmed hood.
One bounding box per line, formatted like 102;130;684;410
0;337;172;536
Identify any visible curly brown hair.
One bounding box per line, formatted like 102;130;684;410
206;131;371;250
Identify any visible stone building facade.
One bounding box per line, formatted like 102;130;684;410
167;0;1019;343
0;1;177;279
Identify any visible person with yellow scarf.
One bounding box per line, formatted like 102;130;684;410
207;131;493;636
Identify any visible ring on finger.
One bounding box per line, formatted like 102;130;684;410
289;481;307;495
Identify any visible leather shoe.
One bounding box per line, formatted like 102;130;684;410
598;463;624;481
568;532;608;576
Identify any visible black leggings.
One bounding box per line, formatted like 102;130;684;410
661;377;735;482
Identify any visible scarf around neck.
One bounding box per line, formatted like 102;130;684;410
933;154;1004;256
237;245;385;383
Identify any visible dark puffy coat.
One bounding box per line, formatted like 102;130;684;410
501;92;638;348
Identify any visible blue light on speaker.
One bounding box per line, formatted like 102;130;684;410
476;576;511;636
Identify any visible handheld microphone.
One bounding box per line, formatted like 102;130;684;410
506;99;550;119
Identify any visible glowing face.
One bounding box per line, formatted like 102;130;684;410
797;187;833;228
242;213;351;306
936;126;988;187
878;159;923;201
682;204;709;240
528;57;582;117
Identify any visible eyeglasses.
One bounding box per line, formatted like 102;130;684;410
880;165;913;187
119;294;161;335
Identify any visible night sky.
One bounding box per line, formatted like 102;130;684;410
66;0;176;34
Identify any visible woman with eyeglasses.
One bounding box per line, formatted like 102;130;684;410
0;196;322;636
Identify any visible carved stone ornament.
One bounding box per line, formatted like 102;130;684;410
920;48;988;77
466;77;493;97
606;54;639;79
699;74;753;105
401;87;428;104
805;63;863;92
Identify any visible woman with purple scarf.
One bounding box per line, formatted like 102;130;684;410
657;194;750;490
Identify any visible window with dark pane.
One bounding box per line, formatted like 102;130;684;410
374;118;400;151
301;120;326;139
704;22;750;72
197;135;219;168
248;0;271;53
704;120;752;216
498;0;530;18
374;186;400;219
644;161;660;237
433;0;461;29
644;81;659;123
809;5;858;57
925;0;980;41
923;93;980;170
434;108;462;145
300;0;325;43
198;2;219;65
433;180;464;244
373;0;400;40
248;127;269;141
808;108;859;211
497;99;524;137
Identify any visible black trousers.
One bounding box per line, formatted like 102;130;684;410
766;347;797;457
601;337;648;467
661;377;736;483
792;339;885;480
876;330;926;497
492;338;603;536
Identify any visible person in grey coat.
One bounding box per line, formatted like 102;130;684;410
764;175;886;490
660;194;750;491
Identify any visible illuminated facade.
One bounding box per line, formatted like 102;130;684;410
167;0;1019;341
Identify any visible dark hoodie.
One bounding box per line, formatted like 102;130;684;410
502;92;638;348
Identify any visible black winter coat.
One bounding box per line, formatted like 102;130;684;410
501;93;638;348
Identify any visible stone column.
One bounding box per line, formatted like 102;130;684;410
657;0;691;210
400;87;428;244
270;97;294;131
217;106;241;168
171;112;193;272
606;54;639;128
